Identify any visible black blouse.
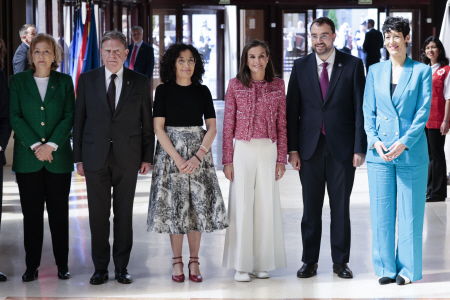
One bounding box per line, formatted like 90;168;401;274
153;83;216;126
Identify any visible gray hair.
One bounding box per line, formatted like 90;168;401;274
101;30;127;49
19;24;36;38
131;26;144;33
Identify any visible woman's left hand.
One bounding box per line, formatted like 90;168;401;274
385;141;406;161
35;144;55;162
275;164;286;181
180;157;201;174
441;121;449;135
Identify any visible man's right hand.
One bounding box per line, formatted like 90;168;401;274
288;152;301;170
77;163;85;177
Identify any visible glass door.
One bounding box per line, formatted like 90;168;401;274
152;9;177;98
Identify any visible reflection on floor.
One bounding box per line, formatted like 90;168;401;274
0;103;450;299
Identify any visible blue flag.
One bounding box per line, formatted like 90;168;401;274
70;7;84;87
81;4;100;74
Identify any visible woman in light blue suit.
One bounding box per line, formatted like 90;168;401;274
363;16;432;286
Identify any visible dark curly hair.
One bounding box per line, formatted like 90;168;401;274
160;43;205;85
421;36;449;66
382;16;410;42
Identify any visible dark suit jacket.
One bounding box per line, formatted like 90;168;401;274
286;49;367;161
9;70;75;173
125;42;155;82
73;66;154;172
0;70;11;166
12;42;30;74
363;28;384;64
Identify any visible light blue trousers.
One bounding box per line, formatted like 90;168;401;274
367;162;427;282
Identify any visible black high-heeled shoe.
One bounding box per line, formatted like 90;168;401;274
22;267;39;282
57;265;70;280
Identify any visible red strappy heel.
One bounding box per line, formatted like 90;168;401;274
188;257;203;282
172;256;185;282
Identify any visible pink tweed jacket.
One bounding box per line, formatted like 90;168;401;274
222;77;288;165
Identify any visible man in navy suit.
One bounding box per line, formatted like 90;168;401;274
12;24;37;74
125;26;154;82
286;17;367;279
363;19;384;73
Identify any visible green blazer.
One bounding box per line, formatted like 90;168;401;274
9;69;75;173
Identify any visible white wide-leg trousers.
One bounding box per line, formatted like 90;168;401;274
223;139;286;272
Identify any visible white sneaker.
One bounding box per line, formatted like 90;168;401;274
234;271;251;282
250;271;270;279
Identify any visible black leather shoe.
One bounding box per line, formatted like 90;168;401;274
396;275;411;285
378;277;395;285
89;270;109;285
115;268;133;284
0;271;6;281
426;197;445;202
22;267;39;282
57;265;70;280
333;263;353;279
297;263;318;278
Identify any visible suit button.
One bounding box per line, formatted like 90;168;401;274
384;116;388;120
383;133;387;135
395;132;399;135
41;122;45;126
396;117;398;120
41;106;44;110
41;138;45;142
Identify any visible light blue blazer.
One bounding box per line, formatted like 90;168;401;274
363;56;432;166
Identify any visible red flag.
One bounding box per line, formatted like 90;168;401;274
75;3;91;92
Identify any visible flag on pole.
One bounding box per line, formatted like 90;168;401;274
440;1;450;55
70;5;84;87
74;3;91;92
81;4;100;74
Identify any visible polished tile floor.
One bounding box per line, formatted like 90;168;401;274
1;103;450;299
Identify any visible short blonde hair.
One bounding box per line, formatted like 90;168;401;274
28;33;63;72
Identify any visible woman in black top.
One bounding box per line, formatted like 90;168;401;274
147;43;228;283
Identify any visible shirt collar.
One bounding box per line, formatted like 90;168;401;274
134;40;143;48
105;66;124;81
23;42;30;49
316;47;336;67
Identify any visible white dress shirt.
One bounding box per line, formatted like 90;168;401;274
316;47;336;81
130;40;143;66
431;63;450;100
105;66;124;108
30;76;58;151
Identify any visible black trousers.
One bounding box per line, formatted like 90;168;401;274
16;167;71;269
84;144;138;270
0;166;3;227
299;134;356;264
426;128;447;199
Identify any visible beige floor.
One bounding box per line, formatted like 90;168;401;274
0;164;450;299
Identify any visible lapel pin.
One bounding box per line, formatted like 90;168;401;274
51;86;54;89
127;81;129;84
338;63;342;67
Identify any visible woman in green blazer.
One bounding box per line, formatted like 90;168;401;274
9;34;74;282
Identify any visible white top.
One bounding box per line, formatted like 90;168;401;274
130;40;143;65
30;76;58;151
105;66;124;108
316;47;336;81
431;63;450;100
34;76;49;101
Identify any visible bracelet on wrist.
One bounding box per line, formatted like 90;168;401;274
193;154;202;162
200;145;208;152
199;147;207;154
444;120;449;123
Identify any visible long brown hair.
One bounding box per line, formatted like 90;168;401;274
0;38;6;70
236;40;275;88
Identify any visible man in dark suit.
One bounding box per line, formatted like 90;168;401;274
363;19;384;73
286;17;367;279
73;30;154;285
12;24;37;74
125;26;154;82
0;69;11;282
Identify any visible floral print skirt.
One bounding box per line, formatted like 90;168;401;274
147;126;228;234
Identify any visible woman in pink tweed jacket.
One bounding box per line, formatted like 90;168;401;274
222;40;288;282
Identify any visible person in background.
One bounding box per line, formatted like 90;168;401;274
422;36;450;202
148;43;228;283
363;19;384;73
12;24;37;74
363;16;431;285
222;39;287;282
125;26;155;82
354;21;367;66
9;33;74;282
0;66;12;282
286;17;366;280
